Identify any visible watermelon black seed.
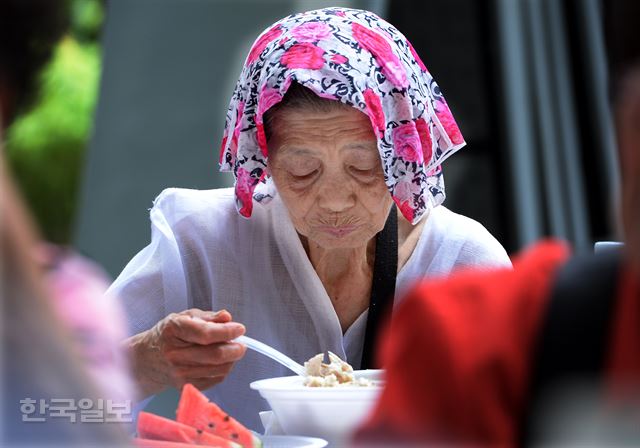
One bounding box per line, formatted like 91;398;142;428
223;415;230;422
208;423;215;428
231;433;239;439
196;429;203;435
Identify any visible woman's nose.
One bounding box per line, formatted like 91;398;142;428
317;177;356;213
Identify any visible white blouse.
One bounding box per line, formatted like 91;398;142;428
109;187;511;431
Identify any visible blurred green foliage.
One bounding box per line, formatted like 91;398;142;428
5;0;103;244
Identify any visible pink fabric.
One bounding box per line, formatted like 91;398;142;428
416;117;433;162
280;43;326;69
44;245;135;403
291;21;332;42
352;22;409;89
331;54;348;64
235;167;260;217
246;25;283;64
392;122;423;163
257;86;282;123
435;101;464;145
363;88;386;138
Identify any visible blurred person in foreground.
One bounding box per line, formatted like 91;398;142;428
1;0;131;445
111;7;511;432
355;0;640;445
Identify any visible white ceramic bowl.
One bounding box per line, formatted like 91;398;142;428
250;370;384;445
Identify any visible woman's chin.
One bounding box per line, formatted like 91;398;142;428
308;228;372;249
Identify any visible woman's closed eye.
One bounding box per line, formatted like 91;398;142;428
286;169;320;189
350;165;374;173
290;169;319;180
349;165;378;177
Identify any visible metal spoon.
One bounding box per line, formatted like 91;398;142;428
235;335;307;376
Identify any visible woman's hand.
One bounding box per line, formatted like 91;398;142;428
125;309;246;399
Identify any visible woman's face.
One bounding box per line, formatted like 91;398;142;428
268;106;393;250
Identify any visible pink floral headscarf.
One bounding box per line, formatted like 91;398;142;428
219;7;465;224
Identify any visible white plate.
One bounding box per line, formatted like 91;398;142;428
260;434;328;448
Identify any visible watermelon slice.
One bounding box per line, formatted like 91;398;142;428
176;384;262;448
137;411;241;447
134;438;222;447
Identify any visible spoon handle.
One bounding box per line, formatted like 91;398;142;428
235;335;307;376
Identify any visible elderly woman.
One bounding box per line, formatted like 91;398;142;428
113;7;510;430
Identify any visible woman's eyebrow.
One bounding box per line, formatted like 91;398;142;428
343;142;378;152
278;146;317;156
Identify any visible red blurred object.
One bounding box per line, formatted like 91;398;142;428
356;240;640;445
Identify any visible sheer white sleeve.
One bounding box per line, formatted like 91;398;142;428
107;189;189;336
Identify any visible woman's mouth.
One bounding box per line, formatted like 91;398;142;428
317;225;361;238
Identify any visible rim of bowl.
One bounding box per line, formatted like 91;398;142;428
250;371;385;392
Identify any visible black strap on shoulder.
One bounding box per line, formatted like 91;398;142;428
360;205;398;369
522;250;622;445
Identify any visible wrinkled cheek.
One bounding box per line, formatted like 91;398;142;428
365;179;392;209
362;182;393;228
277;187;316;235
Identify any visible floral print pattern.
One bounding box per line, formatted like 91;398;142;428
291;21;332;42
363;88;385;137
392;122;423;164
415;118;433;163
352;22;409;89
281;43;326;69
246;25;283;64
220;7;466;224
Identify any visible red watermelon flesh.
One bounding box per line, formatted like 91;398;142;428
176;384;261;448
137;411;241;447
134;438;220;447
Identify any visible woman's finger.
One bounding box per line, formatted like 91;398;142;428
169;315;245;345
181;308;233;323
171;362;236;381
204;310;233;323
165;342;246;366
